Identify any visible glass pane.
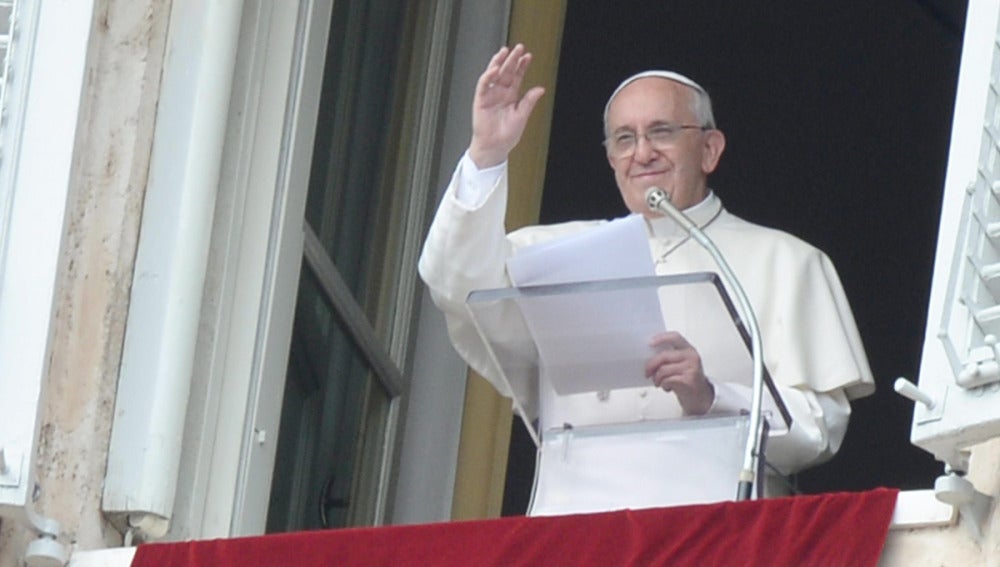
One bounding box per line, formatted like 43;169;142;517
304;0;409;312
266;0;418;533
266;265;391;532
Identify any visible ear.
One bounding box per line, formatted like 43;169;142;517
701;129;726;174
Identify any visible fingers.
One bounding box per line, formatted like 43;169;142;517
647;356;697;388
493;44;521;87
469;44;545;168
644;331;714;414
648;356;715;416
644;331;693;376
644;331;701;388
479;44;531;94
649;330;692;351
515;86;546;119
476;47;509;94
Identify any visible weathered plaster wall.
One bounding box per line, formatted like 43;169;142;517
0;0;170;564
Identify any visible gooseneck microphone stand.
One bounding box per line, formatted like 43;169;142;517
645;187;765;501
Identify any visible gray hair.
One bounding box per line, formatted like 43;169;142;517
602;70;716;136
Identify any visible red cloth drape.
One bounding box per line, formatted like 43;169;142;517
133;488;898;567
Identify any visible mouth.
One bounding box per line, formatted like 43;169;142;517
629;172;668;189
630;169;668;181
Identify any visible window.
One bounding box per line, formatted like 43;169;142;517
264;0;446;530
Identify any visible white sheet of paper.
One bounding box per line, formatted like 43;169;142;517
505;215;665;394
507;214;654;286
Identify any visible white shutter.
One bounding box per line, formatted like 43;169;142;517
0;0;94;521
908;0;1000;471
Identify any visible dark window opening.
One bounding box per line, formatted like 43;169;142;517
504;0;966;515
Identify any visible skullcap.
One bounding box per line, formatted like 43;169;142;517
603;70;709;125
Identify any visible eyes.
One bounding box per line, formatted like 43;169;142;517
613;124;679;145
605;123;706;159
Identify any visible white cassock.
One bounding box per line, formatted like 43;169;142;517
418;152;875;512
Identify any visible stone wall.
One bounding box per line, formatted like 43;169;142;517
0;1;170;564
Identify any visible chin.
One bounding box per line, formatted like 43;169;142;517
629;190;659;213
626;200;651;216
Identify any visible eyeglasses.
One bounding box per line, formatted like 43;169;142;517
604;124;708;159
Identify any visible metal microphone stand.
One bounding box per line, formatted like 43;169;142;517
645;187;765;501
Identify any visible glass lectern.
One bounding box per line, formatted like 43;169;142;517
465;273;791;516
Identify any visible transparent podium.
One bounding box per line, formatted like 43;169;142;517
465;272;791;516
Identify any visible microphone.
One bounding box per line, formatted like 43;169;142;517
645;187;766;502
645;188;702;243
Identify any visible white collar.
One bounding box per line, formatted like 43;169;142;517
645;191;723;238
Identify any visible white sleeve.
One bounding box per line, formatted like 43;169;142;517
453;150;506;209
709;381;850;474
418;153;540;416
764;386;850;473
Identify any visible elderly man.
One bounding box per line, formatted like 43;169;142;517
419;44;874;505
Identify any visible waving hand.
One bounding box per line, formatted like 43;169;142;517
469;44;546;168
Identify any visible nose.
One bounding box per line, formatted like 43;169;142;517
632;133;656;162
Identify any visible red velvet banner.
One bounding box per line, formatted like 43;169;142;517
133;488;898;567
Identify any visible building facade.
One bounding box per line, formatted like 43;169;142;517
0;1;997;565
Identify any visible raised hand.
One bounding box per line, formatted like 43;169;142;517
469;44;546;169
645;331;715;415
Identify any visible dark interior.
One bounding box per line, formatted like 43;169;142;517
504;0;968;514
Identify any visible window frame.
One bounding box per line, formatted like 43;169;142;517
167;0;461;537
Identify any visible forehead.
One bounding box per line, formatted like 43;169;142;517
606;78;697;129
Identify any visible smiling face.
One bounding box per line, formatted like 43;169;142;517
605;77;726;216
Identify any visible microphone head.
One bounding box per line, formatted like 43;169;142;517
645;187;668;213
